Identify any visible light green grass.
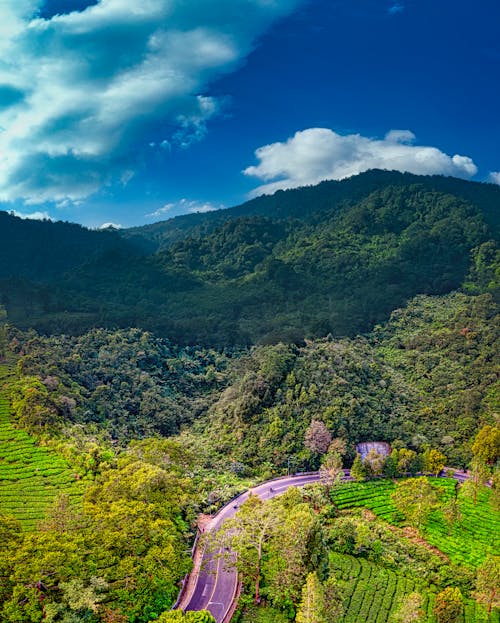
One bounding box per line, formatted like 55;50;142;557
0;365;84;530
331;478;500;567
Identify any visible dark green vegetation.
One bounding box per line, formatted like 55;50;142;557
1;171;499;345
6;289;499;469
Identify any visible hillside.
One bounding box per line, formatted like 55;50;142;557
1;171;499;345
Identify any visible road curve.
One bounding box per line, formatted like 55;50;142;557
180;468;468;623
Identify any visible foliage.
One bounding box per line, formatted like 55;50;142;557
474;556;500;615
472;425;500;465
2;171;499;346
433;587;463;623
296;572;328;623
391;592;425;623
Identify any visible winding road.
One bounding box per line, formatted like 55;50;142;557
177;468;468;623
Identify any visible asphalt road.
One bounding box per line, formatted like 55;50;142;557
183;472;323;622
182;468;468;622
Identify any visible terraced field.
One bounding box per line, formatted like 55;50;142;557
331;478;500;567
0;365;85;530
330;552;499;623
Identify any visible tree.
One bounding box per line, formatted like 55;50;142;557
351;453;367;482
433;587;463;623
296;572;328;623
391;592;424;623
490;468;500;513
319;449;343;495
305;421;332;455
215;494;280;603
323;575;344;621
474;556;500;614
397;448;419;475
391;477;439;529
422;448;447;476
441;497;462;534
461;459;490;505
264;502;326;608
472;425;500;465
364;449;385;476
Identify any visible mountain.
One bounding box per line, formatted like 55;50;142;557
0;171;498;345
121;169;500;252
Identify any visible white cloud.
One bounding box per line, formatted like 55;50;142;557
146;198;224;219
10;209;53;220
488;171;500;185
99;222;122;229
244;128;478;197
0;0;300;205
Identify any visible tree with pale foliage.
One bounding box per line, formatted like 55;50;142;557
422;448;447;476
391;592;425;623
461;459;490;506
319;449;343;495
472;425;500;465
304;420;332;455
391;477;439;529
441;497;462;534
433;587;463;623
296;572;328;623
214;494;280;604
474;556;500;615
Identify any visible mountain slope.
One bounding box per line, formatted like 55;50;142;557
0;172;498;345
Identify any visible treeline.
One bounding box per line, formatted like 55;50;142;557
6;290;498;472
1;172;499;345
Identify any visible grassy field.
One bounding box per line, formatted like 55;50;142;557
331;478;500;567
0;364;85;530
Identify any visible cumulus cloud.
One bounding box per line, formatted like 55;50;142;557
99;222;122;229
146;198;224;220
488;171;500;185
244;128;478;197
9;209;53;220
0;0;300;205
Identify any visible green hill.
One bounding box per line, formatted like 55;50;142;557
1;171;498;345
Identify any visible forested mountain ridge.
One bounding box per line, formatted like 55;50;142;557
122;169;500;252
0;171;498;345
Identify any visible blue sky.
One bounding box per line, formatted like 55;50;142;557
0;0;499;228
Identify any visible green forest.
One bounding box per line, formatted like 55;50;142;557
0;171;499;622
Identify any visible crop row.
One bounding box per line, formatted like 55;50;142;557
329;552;498;622
0;384;84;530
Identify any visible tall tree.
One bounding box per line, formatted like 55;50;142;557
474;556;500;614
296;572;328;623
472;425;500;465
319;449;343;495
391;477;439;529
215;494;280;604
461;459;490;505
304;420;332;456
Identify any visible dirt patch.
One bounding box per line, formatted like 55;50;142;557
400;526;451;562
